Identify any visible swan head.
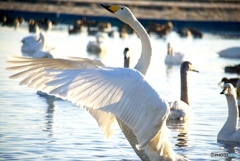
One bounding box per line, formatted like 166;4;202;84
180;61;199;73
101;4;136;24
220;83;236;97
123;47;130;57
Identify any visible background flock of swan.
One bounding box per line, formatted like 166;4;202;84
3;3;240;161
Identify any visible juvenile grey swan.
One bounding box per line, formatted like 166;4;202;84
168;61;199;120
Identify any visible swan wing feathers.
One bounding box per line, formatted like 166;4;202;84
7;56;169;148
7;55;104;70
6;56;105;89
6;56;117;138
83;105;117;138
44;67;169;149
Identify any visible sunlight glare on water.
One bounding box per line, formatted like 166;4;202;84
0;25;239;161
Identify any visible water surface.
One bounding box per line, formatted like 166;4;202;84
0;25;240;160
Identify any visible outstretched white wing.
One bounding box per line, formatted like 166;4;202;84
43;67;169;148
6;56;117;138
6;56;104;91
7;56;169;149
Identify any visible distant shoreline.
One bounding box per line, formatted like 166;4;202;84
1;1;240;33
0;1;240;22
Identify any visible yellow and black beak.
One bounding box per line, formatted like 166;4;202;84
101;4;120;13
192;69;199;73
220;87;228;94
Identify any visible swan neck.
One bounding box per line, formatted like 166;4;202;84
40;34;45;49
124;57;130;68
131;19;152;75
167;46;173;55
223;95;238;131
180;70;189;105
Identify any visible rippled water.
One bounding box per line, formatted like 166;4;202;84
0;25;240;161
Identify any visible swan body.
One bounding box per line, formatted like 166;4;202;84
21;34;39;44
21;33;46;57
165;43;185;65
168;61;199;120
218;47;240;59
33;50;53;59
218;83;240;143
87;32;107;54
6;4;185;161
86;41;106;54
165;52;185;65
168;101;194;120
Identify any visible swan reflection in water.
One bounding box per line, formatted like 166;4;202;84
167;119;189;148
37;93;56;138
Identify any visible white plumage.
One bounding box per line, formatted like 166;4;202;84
32;50;53;59
45;67;169;148
218;83;240;143
106;4;152;76
21;32;46;57
6;4;184;161
168;101;193;120
6;56;182;160
87;32;107;54
165;43;185;66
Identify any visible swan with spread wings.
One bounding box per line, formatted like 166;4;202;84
6;4;184;161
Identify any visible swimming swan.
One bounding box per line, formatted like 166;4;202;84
21;32;46;57
218;47;240;59
6;4;185;161
218;83;240;143
165;43;185;66
168;61;199;120
87;32;107;54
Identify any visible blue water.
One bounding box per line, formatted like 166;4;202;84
0;24;240;161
